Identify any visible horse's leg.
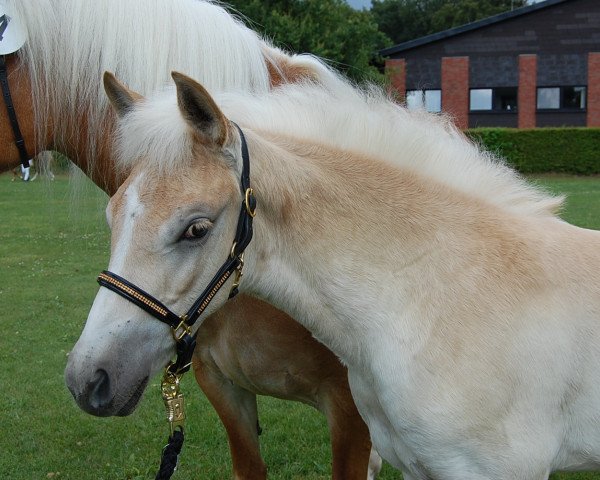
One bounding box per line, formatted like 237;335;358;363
29;158;38;181
192;356;267;480
322;385;378;479
38;151;55;180
47;152;55;180
367;448;383;480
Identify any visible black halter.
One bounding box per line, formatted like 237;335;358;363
97;125;256;376
0;54;30;168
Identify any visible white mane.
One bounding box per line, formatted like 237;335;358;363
10;0;338;167
220;83;564;217
117;80;563;219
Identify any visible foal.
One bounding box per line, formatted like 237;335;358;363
67;72;600;480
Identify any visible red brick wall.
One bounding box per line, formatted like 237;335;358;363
441;57;469;129
588;52;600;127
385;58;406;103
518;54;537;129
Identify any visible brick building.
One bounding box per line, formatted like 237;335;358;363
381;0;600;129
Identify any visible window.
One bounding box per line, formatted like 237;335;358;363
537;87;560;109
470;87;517;112
494;88;518;111
563;86;586;109
537;86;586;110
424;90;441;113
406;90;423;110
406;89;441;113
470;89;492;111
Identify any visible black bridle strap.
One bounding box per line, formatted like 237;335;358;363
0;55;30;168
231;123;256;257
97;125;255;375
97;254;242;333
97;271;181;326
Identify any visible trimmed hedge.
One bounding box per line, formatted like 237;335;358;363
466;128;600;175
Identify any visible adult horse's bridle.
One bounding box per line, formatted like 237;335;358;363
95;125;256;479
0;14;30;169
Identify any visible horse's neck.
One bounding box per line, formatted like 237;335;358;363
51;114;121;195
242;132;449;363
18;59;119;195
35;86;120;194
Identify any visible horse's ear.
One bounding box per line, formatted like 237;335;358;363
103;71;143;118
171;71;229;146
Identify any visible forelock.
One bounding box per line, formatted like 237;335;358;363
114;88;194;175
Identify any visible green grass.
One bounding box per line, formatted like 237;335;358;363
531;174;600;229
1;172;599;479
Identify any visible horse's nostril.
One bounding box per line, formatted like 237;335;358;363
89;368;112;410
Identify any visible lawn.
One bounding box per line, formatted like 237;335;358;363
1;172;599;479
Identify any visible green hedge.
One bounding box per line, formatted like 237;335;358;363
466;128;600;175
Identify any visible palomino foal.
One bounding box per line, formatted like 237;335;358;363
69;72;600;478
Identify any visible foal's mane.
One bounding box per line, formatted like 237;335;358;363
11;0;337;170
225;83;564;217
117;81;563;219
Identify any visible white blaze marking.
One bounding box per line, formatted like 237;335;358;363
108;173;145;275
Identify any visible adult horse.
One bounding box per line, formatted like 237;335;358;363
1;0;340;190
2;0;380;478
68;70;600;480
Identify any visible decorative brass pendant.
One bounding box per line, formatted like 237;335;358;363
161;367;186;435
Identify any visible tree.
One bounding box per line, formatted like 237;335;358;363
371;0;528;45
225;0;391;82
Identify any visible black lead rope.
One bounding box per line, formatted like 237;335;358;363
155;428;185;480
97;125;256;479
0;55;30;168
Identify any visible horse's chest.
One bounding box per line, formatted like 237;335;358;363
347;366;433;477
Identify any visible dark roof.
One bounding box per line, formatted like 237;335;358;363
380;0;571;57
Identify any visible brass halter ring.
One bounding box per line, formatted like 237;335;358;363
245;188;257;217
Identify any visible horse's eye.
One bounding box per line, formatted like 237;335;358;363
181;220;212;241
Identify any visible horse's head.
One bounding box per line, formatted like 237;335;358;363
65;72;250;416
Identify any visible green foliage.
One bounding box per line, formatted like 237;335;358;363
225;0;392;82
371;0;527;45
467;128;600;175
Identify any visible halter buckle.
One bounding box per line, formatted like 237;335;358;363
244;188;257;217
229;253;245;297
172;315;192;343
